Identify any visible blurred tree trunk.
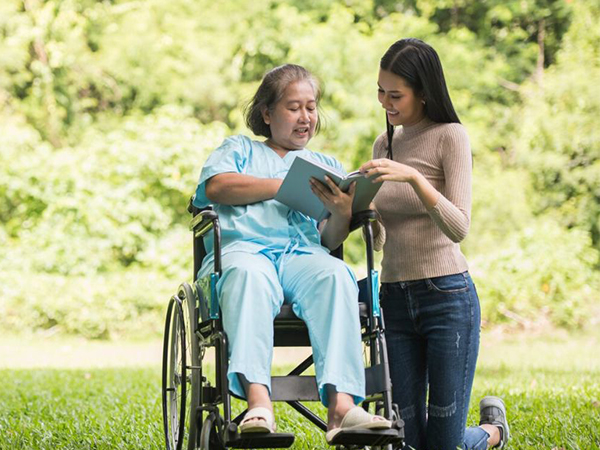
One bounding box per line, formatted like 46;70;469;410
536;17;545;88
23;0;62;148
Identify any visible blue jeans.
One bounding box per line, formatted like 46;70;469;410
381;272;489;450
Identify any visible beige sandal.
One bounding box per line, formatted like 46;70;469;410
326;407;391;444
239;407;276;434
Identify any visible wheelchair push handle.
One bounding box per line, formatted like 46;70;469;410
349;209;380;233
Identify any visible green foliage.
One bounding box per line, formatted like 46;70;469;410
517;0;600;248
375;0;572;79
0;0;117;146
464;155;534;257
1;0;599;337
472;219;600;328
1;106;226;275
0;269;175;339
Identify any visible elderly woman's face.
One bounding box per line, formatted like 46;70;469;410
263;80;318;151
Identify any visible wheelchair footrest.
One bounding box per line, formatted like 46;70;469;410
328;428;403;447
224;429;295;449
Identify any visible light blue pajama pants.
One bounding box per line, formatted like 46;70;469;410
216;248;365;407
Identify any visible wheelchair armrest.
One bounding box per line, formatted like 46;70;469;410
189;201;222;275
189;207;219;237
187;197;199;215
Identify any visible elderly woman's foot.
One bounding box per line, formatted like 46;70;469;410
239;407;276;434
326;407;391;444
241;383;276;434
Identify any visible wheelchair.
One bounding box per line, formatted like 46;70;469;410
161;201;405;450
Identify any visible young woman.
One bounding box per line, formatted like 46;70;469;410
359;39;510;450
193;64;390;441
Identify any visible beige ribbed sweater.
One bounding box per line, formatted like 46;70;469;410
373;116;471;282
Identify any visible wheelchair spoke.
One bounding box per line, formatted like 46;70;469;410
169;318;180;385
169;389;180;444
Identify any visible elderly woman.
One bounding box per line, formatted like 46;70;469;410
193;64;390;442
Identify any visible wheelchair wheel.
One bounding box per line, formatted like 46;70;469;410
199;411;225;450
162;289;201;450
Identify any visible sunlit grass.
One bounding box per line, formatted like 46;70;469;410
1;331;599;449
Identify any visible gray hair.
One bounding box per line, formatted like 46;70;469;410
244;64;322;138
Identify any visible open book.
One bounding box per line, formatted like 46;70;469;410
275;154;382;221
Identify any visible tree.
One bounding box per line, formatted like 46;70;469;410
518;0;600;250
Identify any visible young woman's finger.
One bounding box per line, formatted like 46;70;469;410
359;160;376;174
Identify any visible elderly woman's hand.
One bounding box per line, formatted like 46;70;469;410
310;176;355;220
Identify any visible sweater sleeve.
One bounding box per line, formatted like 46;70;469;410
427;124;472;243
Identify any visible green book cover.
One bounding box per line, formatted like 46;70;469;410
275;154;383;221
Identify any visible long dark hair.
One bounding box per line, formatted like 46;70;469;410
380;38;460;157
244;64;322;138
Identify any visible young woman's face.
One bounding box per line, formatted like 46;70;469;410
377;69;425;127
263;80;318;151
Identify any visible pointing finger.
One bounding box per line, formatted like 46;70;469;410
359;160;377;173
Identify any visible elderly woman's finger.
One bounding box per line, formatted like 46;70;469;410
347;181;357;198
311;177;329;191
323;176;342;194
310;178;330;198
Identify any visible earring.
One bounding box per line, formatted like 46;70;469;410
421;99;426;105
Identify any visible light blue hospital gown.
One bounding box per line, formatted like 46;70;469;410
194;134;365;406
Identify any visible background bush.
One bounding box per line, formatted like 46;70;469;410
1;0;599;338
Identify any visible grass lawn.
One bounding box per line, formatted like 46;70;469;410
1;330;599;449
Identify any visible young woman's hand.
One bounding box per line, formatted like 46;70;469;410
310;176;355;220
359;158;418;184
360;158;440;209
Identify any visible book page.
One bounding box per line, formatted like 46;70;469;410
346;169;364;178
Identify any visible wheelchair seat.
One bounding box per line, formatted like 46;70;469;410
275;303;369;321
273;303;369;347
